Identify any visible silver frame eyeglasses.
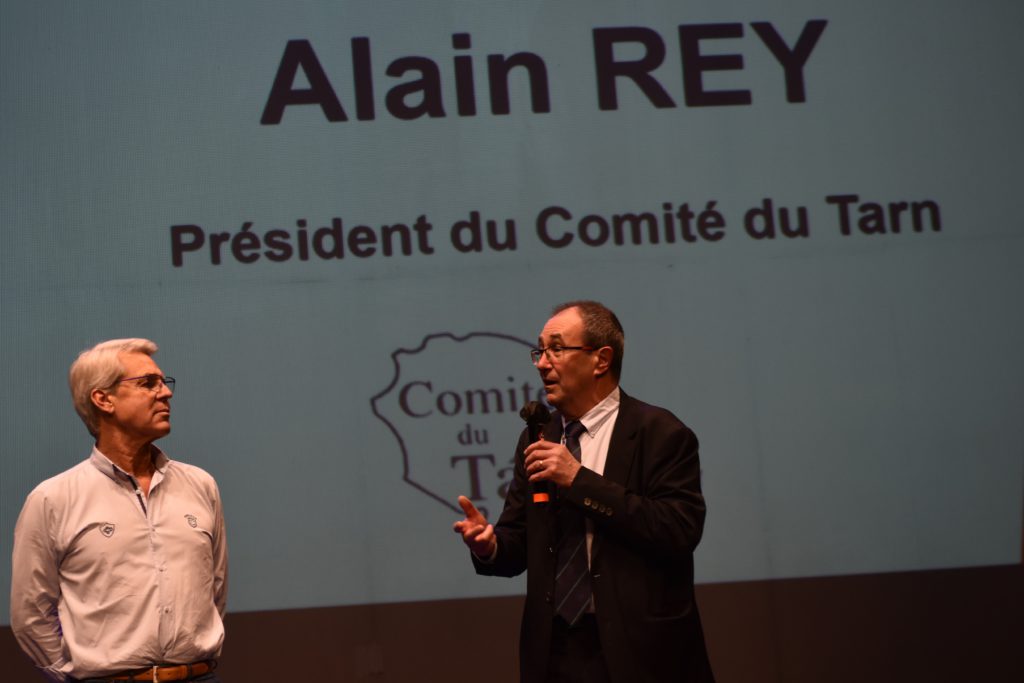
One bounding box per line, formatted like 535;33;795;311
117;374;175;393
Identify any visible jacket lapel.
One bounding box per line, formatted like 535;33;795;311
589;390;637;561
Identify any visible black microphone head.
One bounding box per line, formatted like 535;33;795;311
519;400;551;426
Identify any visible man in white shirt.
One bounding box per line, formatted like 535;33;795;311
11;338;227;683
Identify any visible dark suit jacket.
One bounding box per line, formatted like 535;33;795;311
473;390;715;682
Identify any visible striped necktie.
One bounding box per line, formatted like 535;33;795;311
554;420;592;625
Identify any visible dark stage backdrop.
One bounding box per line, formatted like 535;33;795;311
2;1;1022;680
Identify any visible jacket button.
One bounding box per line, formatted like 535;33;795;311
545;592;553;603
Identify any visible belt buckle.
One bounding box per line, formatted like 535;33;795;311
152;665;159;682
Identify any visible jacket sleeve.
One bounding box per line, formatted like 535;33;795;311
10;487;70;682
471;428;531;577
563;409;706;559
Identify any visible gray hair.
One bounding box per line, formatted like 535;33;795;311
69;338;158;436
552;300;625;379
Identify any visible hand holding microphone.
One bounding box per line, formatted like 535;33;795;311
521;401;583;493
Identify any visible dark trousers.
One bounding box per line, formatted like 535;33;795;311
545;614;612;683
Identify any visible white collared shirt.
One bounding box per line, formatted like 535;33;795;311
564;386;621;561
10;446;227;682
567;385;621;479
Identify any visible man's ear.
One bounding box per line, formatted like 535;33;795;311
593;346;613;377
91;388;116;416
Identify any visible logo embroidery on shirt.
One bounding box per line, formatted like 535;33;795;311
185;514;198;528
100;523;116;537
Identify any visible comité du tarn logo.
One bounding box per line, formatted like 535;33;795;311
371;332;548;518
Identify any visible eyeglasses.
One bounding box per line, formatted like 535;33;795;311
530;345;595;364
117;374;175;393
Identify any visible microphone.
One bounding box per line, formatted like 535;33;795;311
519;401;552;504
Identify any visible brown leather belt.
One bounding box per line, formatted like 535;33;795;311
99;660;216;681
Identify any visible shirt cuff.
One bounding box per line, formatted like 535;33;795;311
472;541;499;564
41;657;69;683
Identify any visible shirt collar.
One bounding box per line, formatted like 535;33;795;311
563;386;621;438
89;444;170;483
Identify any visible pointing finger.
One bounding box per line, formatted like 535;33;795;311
457;495;487;524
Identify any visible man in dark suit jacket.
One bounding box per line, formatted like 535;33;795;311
454;301;714;682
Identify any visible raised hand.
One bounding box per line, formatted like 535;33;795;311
452;495;497;559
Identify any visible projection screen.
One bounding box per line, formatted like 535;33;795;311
2;0;1022;622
